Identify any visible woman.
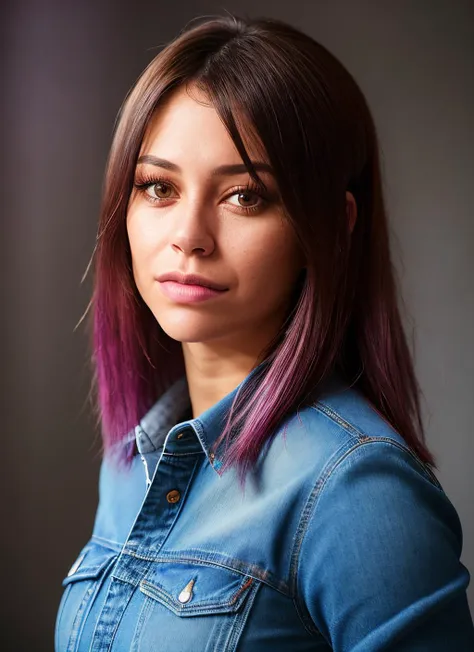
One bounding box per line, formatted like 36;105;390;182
55;14;474;651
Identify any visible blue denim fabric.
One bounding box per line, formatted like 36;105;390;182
55;367;474;651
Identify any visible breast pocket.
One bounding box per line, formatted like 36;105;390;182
55;540;118;652
135;560;260;652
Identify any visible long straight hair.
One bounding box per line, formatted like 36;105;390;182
91;14;435;479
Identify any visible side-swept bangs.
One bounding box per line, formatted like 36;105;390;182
92;15;433;480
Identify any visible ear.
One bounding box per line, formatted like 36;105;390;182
346;191;357;235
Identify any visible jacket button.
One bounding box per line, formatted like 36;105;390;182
178;579;195;603
166;489;181;504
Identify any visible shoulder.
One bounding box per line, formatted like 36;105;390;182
271;373;440;495
287;380;472;648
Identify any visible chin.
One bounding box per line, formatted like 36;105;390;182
154;313;227;344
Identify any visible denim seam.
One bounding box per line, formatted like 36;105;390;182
223;580;262;651
139;574;253;614
62;548;117;586
291;437;444;637
289;436;360;581
312;399;443;491
66;582;97;652
130;455;202;559
66;554;118;652
106;444;168;560
120;550;290;596
186;420;222;475
353;437;443;489
312;402;441;489
89;576;135;652
311;400;367;439
288;438;359;636
130;591;154;652
292;596;329;641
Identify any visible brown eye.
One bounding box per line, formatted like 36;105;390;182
227;191;260;209
148;182;173;199
237;191;258;207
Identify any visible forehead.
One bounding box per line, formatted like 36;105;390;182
138;84;266;163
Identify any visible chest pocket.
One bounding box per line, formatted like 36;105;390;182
136;560;260;652
55;540;118;652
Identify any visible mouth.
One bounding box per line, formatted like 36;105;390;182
155;271;228;292
157;279;228;304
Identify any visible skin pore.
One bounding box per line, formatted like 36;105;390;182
127;84;357;418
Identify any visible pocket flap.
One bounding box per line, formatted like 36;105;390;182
62;541;117;587
139;561;255;616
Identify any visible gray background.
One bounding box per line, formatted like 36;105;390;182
2;1;473;649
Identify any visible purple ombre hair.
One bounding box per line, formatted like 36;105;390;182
91;14;435;478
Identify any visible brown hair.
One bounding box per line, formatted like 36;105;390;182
91;14;434;479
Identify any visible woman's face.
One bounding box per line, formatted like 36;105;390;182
127;85;304;351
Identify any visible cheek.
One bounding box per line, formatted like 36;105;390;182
234;222;302;289
126;211;160;277
126;220;142;276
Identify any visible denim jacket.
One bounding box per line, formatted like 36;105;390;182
55;367;474;651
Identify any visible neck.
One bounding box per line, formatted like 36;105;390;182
182;340;267;419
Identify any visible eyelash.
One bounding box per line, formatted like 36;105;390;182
132;174;269;215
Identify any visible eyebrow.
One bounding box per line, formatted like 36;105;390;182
137;154;274;177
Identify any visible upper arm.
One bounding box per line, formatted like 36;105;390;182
296;440;474;651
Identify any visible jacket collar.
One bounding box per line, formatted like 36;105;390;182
135;362;267;473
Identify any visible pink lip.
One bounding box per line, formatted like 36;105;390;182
156;271;228;292
159;281;227;304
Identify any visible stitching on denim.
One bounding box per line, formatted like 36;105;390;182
287;438;374;637
231;577;253;604
63;550;117;586
311;401;366;440
121;550;290;596
350;437;443;489
224;580;262;651
89;575;135;650
134;455;203;559
186;420;222;476
110;445;168;559
65;554;117;652
288;437;358;588
139;574;253;613
290;437;444;636
292;595;325;638
155;553;289;595
312;401;441;489
130;591;154;652
66;582;96;651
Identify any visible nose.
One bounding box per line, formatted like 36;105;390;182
170;202;216;258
